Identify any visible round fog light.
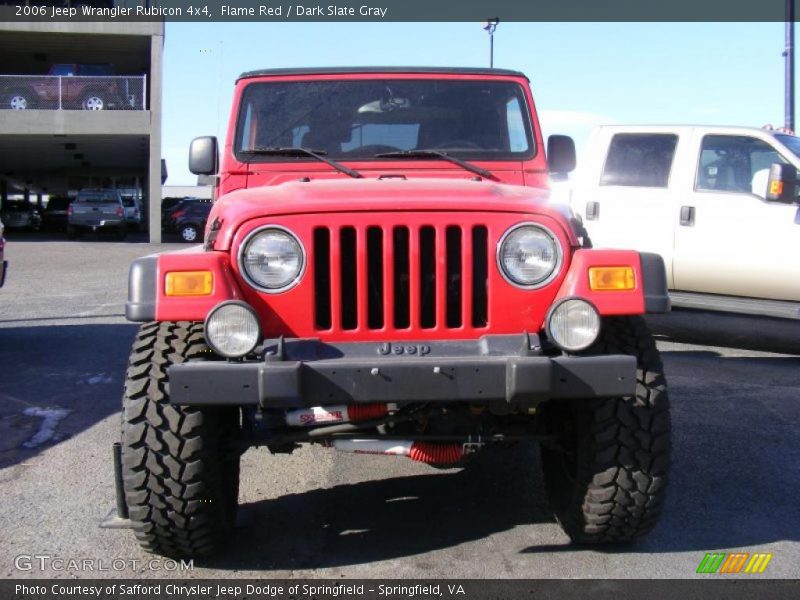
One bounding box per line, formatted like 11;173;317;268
205;301;261;358
546;298;601;352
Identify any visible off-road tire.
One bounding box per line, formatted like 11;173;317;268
540;316;670;544
121;321;240;557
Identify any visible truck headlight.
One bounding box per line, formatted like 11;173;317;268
205;301;261;358
546;298;601;352
239;226;305;292
498;223;562;288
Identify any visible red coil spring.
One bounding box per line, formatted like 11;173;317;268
348;403;390;422
408;442;464;465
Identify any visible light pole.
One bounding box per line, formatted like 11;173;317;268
483;18;499;68
785;0;795;131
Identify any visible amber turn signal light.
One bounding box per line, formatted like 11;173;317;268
165;271;213;296
588;266;635;291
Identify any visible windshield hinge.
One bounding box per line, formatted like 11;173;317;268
204;217;222;251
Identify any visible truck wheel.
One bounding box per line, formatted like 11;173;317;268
81;94;105;110
121;321;240;557
540;316;670;544
8;89;33;110
66;226;80;240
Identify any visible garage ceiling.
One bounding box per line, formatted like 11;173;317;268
0;134;148;176
0;31;151;76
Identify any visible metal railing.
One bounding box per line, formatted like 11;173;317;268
0;75;147;111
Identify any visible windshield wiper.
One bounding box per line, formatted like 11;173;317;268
240;147;363;179
375;149;498;181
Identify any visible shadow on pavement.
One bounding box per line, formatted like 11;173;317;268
4;231;153;244
202;443;555;570
0;323;137;469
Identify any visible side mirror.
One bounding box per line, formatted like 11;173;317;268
765;162;799;203
189;136;218;176
547;135;576;175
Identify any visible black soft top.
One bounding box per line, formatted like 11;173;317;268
237;66;528;82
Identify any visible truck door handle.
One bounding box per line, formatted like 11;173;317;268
680;205;695;226
585;201;599;221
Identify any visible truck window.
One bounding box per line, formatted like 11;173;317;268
77;64;114;76
696;135;787;195
600;134;678;188
50;64;75;76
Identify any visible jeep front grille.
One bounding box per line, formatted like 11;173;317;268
313;224;489;332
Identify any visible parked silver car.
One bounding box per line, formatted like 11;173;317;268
121;196;143;232
0;200;41;230
67;188;127;240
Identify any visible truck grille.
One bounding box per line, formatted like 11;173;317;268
313;225;489;332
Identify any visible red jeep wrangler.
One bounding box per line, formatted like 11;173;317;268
118;67;671;557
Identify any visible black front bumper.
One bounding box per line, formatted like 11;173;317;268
168;334;637;409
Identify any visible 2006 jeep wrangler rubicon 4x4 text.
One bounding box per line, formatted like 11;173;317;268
117;67;671;557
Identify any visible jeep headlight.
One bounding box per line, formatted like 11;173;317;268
546;298;601;352
205;301;261;358
239;226;305;292
498;223;562;288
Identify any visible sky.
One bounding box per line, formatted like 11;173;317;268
162;22;789;185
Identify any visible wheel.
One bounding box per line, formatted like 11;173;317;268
121;321;240;557
115;226;128;241
539;316;671;544
179;223;200;243
7;89;34;110
66;226;80;240
81;93;106;110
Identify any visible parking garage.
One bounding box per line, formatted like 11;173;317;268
0;21;164;241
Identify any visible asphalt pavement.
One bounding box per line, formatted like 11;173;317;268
1;235;798;579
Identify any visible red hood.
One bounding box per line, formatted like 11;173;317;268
208;178;575;250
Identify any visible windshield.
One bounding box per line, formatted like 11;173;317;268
235;79;535;161
775;134;800;160
77;191;119;203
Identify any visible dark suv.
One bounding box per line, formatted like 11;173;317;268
165;199;212;242
42;196;73;231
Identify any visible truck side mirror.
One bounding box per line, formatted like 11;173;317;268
189;136;218;176
547;135;576;175
765;162;799;203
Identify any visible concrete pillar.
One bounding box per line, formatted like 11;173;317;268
147;31;164;243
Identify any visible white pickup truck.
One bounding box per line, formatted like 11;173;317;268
570;125;800;319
